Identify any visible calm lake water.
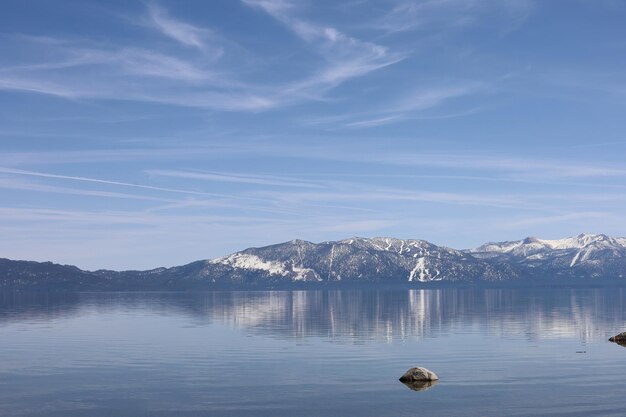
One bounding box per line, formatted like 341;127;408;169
1;289;626;416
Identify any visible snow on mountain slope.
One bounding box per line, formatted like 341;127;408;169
470;233;626;270
475;234;626;253
209;253;321;281
408;257;441;282
337;237;441;255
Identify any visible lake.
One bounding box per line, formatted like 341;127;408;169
1;288;626;416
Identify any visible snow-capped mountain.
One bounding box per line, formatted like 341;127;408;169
469;233;626;279
204;237;518;285
473;234;626;258
1;234;626;290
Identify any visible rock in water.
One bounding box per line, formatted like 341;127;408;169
609;332;626;346
399;367;439;383
400;379;438;392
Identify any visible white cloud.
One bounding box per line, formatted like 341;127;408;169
146;169;324;188
244;0;404;95
0;177;173;202
0;167;235;198
0;76;83;99
340;83;486;127
377;0;534;34
147;3;215;51
344;114;405;128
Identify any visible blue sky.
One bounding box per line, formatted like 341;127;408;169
2;0;626;269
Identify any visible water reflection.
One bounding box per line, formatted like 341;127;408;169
2;289;625;344
609;332;626;348
400;379;438;392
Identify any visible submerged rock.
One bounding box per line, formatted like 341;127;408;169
400;379;438;392
609;332;626;346
399;367;439;383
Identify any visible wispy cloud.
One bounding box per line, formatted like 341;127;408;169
342;83;485;127
146;3;215;51
376;0;534;34
0;1;405;112
0;167;370;216
394;84;485;112
254;144;626;180
6;141;626;184
0;169;324;219
146;169;324;188
344;114;405;128
0;76;83;99
0;33;262;110
0;207;289;228
0;147;229;166
0;177;173;202
257;188;543;211
0;167;243;199
0;15;269;111
243;0;404;96
2;42;216;82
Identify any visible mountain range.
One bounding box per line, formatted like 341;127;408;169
2;233;626;290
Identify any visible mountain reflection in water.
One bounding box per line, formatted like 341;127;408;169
2;288;625;344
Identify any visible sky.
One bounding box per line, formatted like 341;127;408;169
1;0;626;270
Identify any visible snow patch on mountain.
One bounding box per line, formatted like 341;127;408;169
474;234;626;254
408;257;441;282
210;253;319;281
471;233;626;269
541;234;624;250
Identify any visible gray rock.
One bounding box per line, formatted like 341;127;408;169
609;332;626;346
400;379;438;392
399;367;439;383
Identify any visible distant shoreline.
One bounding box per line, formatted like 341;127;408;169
4;280;626;292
